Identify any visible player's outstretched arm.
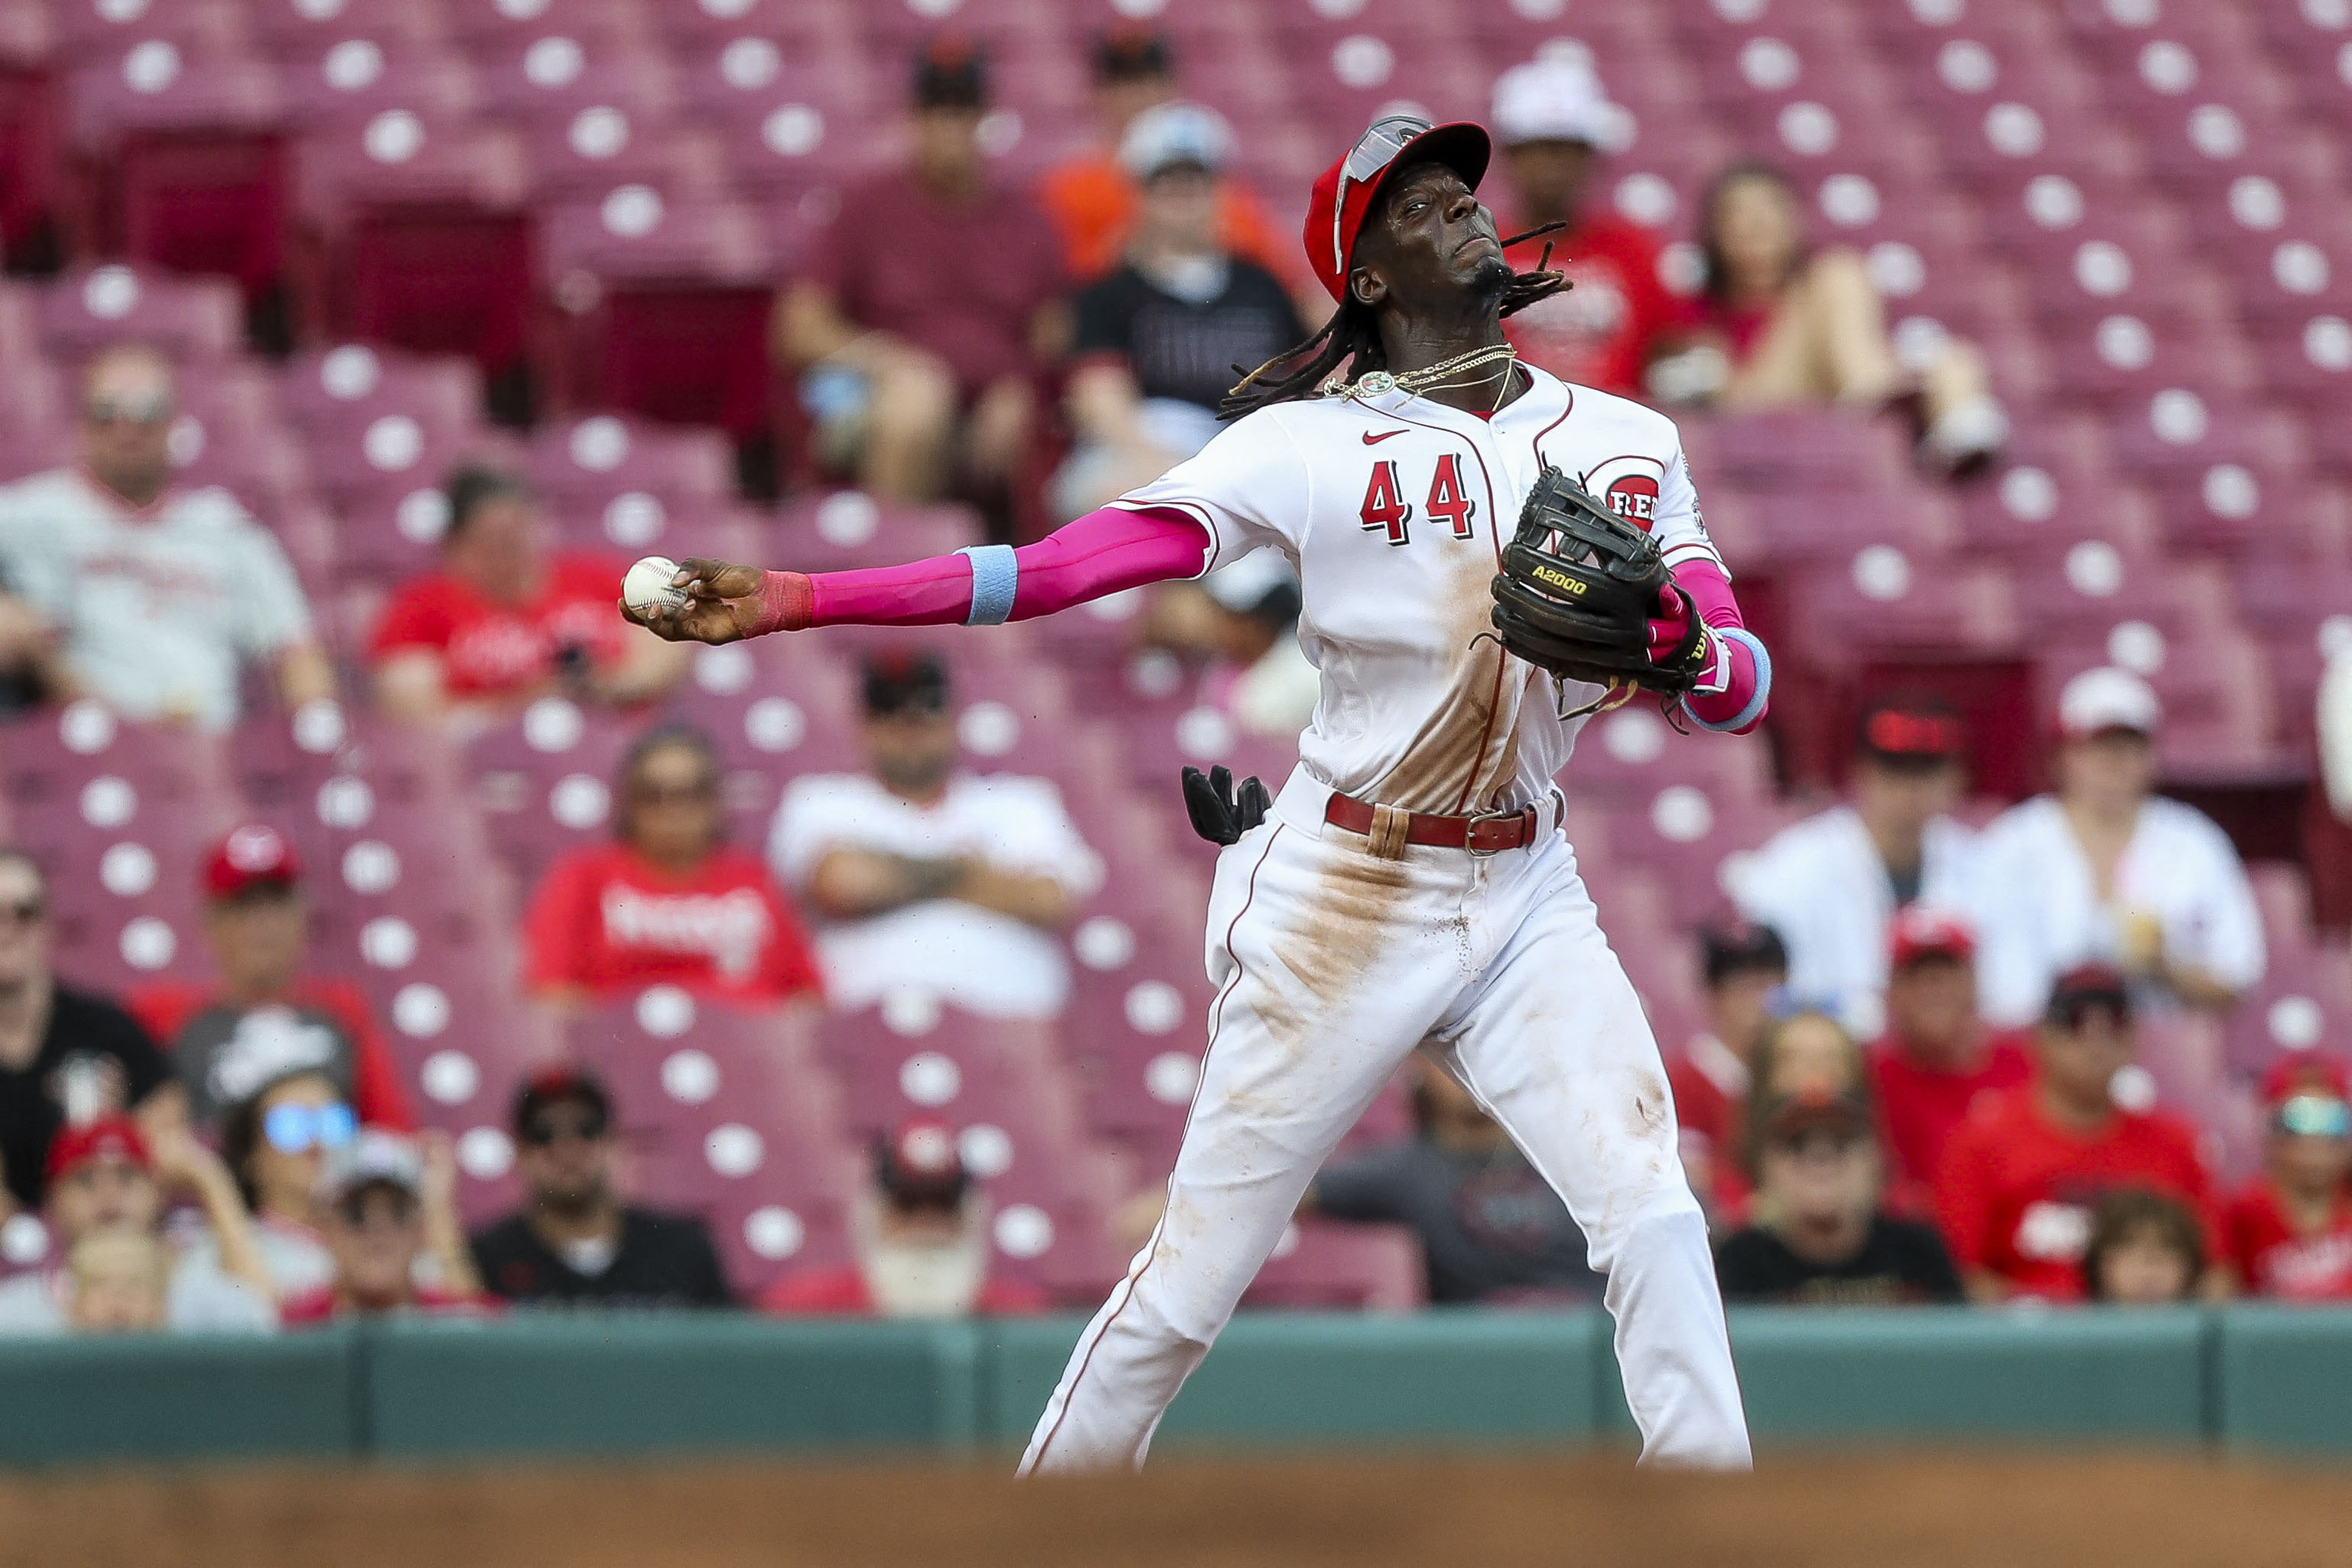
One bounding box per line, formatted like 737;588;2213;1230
620;506;1213;646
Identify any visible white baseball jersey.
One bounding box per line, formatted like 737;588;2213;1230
1114;365;1725;815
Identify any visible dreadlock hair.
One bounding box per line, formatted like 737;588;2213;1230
1218;219;1574;422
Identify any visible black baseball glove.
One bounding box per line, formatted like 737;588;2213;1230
1489;465;1707;697
1181;765;1271;846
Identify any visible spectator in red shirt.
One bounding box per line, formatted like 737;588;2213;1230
130;825;413;1136
1935;964;2216;1304
279;1129;485;1324
1868;906;2032;1212
523;727;823;1012
1489;57;1684;400
774;37;1069;522
370;465;685;731
763;1116;1046;1319
1667;921;1787;1222
2226;1055;2352;1301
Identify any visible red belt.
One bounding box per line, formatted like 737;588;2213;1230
1323;792;1542;854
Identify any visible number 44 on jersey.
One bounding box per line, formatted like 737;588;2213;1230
1359;455;1477;547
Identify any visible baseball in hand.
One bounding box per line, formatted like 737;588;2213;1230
623;556;690;614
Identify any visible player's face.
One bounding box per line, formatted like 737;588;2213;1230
2058;730;2155;813
1353;163;1509;313
1884;957;1977;1058
1503;139;1595;223
46;1156;160;1245
0;858;47;986
81;351;176;504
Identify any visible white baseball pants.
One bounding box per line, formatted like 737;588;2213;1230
1019;769;1751;1472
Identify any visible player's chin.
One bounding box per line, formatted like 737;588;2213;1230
1461;249;1515;293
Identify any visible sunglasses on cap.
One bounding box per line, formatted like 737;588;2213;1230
264;1101;358;1155
520;1108;610;1147
2277;1094;2352;1139
1333;114;1437;275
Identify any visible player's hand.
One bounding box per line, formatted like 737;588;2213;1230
620;557;767;645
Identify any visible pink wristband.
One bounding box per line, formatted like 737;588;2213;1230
747;571;814;636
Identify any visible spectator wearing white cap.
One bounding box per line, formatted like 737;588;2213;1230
1967;668;2265;1026
1051;103;1308;522
1488;56;1685;401
278;1129;485;1323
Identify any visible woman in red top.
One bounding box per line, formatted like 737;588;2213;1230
370;465;685;727
2227;1055;2352;1301
1673;163;2007;475
523;727;824;1011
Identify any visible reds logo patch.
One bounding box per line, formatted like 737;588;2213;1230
1579;455;1667;533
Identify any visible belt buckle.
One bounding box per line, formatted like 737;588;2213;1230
1463;807;1525;857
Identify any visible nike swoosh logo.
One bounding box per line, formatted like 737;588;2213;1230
1362;429;1405;445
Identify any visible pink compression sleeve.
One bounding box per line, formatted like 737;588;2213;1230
748;505;1213;633
1672;559;1771;735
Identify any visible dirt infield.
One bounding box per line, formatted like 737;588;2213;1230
3;1448;2347;1568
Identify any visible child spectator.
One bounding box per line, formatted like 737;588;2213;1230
1715;1089;1962;1305
2225;1056;2352;1300
1868;907;2032;1210
0;344;335;730
1303;1055;1603;1306
2082;1188;2205;1306
1935;965;2216;1303
0;848;180;1214
61;1225;171;1334
763;1117;1045;1318
280;1130;484;1323
129;825;413;1136
471;1068;734;1308
1666;921;1787;1219
1717;1005;1872;1225
523;728;822;1012
213;1067;358;1297
369;465;685;731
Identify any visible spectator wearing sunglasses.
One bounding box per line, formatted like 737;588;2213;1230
0;343;334;730
213;1067;363;1297
2225;1055;2352;1301
522;727;824;1012
0;849;180;1217
280;1129;484;1323
470;1067;733;1308
130;825;414;1136
0;1115;276;1334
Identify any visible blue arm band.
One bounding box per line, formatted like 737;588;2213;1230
957;545;1019;627
1683;627;1772;733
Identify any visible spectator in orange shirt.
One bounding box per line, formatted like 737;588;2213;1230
2226;1055;2352;1300
129;825;413;1137
1490;56;1686;400
1037;24;1291;287
370;465;685;732
763;1116;1046;1318
523;727;823;1012
1666;920;1786;1223
1867;906;2032;1212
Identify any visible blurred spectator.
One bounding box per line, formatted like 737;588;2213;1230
471;1067;733;1307
0;1115;275;1333
60;1225;170;1333
2081;1187;2205;1306
1038;25;1291;285
370;465;685;731
523;728;822;1011
1970;669;2263;1026
0;345;335;729
280;1130;484;1323
763;1116;1045;1318
2224;1055;2352;1300
1137;550;1318;739
1661;164;2005;475
1051;104;1307;521
1717;1005;1871;1223
1303;1055;1603;1305
215;1067;352;1295
1734;698;1975;1037
776;38;1067;517
0;571;66;714
770;651;1099;1019
1935;964;2216;1304
1489;57;1680;400
1666;921;1788;1216
0;849;180;1215
1868;907;2032;1208
2322;643;2352;825
130;825;413;1135
1715;1088;1962;1305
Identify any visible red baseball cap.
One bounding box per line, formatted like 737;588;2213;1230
205;824;300;899
1303;113;1492;304
1889;905;1976;970
877;1116;966;1207
2260;1052;2350;1108
44;1114;151;1185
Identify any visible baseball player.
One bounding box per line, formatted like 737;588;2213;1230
627;115;1769;1471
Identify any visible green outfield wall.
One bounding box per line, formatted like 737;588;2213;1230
5;1307;2347;1466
